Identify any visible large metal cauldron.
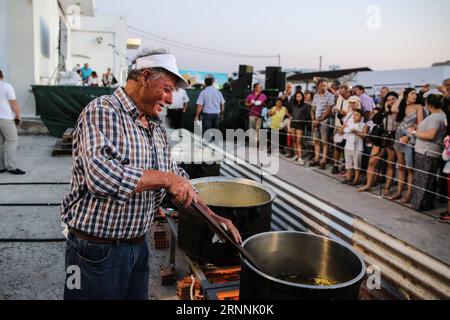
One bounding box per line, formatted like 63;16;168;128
178;177;276;265
240;232;366;300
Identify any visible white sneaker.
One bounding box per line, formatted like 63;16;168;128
292;156;298;162
298;159;305;165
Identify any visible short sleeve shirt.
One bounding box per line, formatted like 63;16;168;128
80;67;93;80
270;106;288;130
359;94;375;114
0;81;16;120
313;91;335;120
197;86;225;114
414;112;448;157
246;92;267;117
169;89;190;110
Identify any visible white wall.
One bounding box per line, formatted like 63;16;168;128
5;0;36;116
71;30;115;76
0;0;8;76
3;0;81;116
2;1;126;116
71;12;128;84
32;0;61;85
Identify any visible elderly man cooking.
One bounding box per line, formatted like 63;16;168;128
61;49;241;300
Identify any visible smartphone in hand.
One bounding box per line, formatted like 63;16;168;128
15;118;21;125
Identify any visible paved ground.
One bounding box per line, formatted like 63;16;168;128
0;135;190;300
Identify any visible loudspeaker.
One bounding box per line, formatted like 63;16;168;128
233;73;253;98
239;65;254;78
265;66;282;90
265;67;286;91
275;72;286;92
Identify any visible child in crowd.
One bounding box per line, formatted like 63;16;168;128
342;109;365;186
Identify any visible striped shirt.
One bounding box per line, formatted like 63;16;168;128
61;87;189;239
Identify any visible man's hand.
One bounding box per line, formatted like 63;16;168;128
196;199;242;245
166;173;198;209
313;120;319;129
400;136;410;144
15;115;22;126
217;216;243;245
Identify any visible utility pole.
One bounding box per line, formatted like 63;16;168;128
319;55;323;72
278;54;281;67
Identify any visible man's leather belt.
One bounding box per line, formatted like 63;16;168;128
70;228;146;245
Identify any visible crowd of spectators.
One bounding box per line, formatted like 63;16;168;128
245;78;450;223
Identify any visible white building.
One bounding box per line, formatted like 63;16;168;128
352;66;450;96
0;0;130;116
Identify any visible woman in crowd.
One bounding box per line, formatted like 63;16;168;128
87;71;103;87
269;98;289;153
304;91;314;104
409;94;447;210
291;92;310;165
303;91;315;157
358;92;399;194
389;88;424;203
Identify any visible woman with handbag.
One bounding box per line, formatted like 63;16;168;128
358;92;399;194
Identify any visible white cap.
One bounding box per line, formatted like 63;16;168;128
131;54;188;89
348;96;361;104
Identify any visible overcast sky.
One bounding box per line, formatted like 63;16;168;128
96;0;450;74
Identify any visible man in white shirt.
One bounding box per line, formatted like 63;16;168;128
0;70;26;175
167;87;190;129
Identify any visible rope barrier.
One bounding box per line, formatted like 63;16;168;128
266;138;450;201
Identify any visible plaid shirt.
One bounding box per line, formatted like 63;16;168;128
313;91;336;121
61;87;189;239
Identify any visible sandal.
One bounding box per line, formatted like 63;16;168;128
438;214;450;223
401;195;412;204
388;193;403;201
309;160;319;168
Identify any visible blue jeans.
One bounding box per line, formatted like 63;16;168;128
397;128;415;168
64;233;150;300
202;113;220;135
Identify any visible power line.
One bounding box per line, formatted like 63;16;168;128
127;25;279;59
128;24;277;58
